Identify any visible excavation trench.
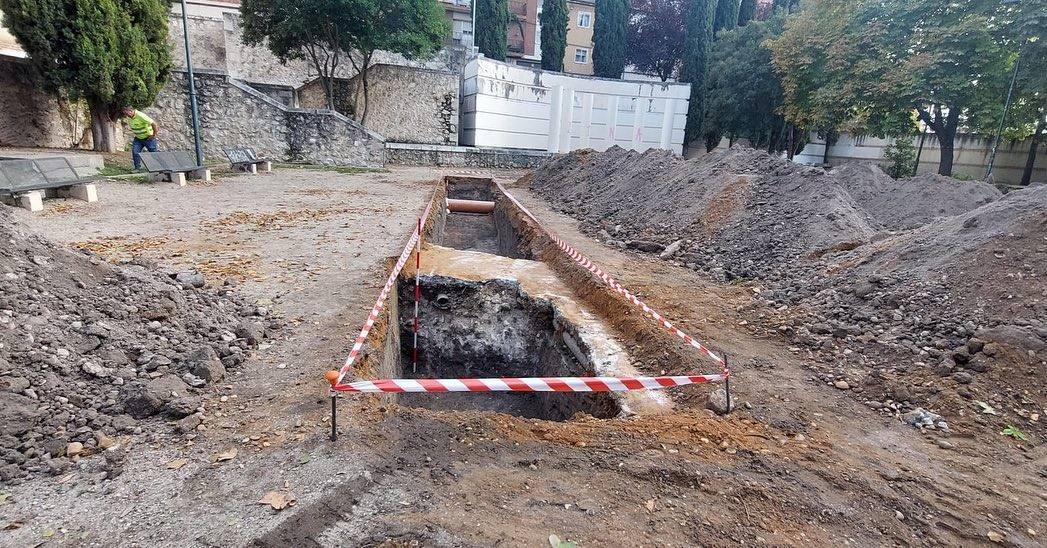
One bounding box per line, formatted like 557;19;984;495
374;177;672;420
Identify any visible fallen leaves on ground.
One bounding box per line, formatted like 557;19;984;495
258;490;297;511
72;236;170;260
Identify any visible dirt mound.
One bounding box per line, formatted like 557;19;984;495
845;184;1047;319
531;147;878;282
830;163;1001;230
530;147;1045;431
0;206;280;483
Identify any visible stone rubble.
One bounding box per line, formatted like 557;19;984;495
531;147;1045;434
0;206;282;483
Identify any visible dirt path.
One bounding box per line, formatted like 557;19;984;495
0;169;1042;547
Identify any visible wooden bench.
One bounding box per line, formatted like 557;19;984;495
0;157;99;212
224;147;272;174
140;150;211;186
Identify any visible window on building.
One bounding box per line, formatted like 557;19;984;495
574;47;589;64
577;11;592;28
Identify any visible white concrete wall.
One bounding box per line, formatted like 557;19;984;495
794;132;1046;184
460;57;690;154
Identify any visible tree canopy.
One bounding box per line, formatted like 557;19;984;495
680;0;716;144
540;0;569;71
593;0;628;78
712;0;739;33
767;0;1030;175
241;0;446;118
737;0;756;26
626;0;686;82
702;15;789;153
1;0;171;151
475;0;509;61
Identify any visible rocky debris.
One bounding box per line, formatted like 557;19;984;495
901;408;950;432
706;388;734;415
531;147;1046;433
0;205;283;483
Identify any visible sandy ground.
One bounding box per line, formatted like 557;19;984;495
0;167;1043;547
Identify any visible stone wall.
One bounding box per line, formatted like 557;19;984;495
148;70;385;167
386;143;551;168
0;58;91;149
299;64;459;146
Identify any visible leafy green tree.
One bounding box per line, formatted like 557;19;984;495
475;0;509;61
737;0;756;26
1;0;171;152
771;0;800;14
242;0;447;121
343;0;448;122
769;0;1025;176
241;0;358;110
593;0;628;78
626;0;687;81
712;0;739;33
681;0;716;144
702;16;790;153
540;0;569;71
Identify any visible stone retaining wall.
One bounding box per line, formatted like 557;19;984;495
148;70;385;167
299;64;459;146
386;143;551;168
0;58;91;149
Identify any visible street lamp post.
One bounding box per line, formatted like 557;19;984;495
180;0;204;167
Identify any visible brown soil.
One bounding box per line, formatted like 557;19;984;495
0;168;1042;547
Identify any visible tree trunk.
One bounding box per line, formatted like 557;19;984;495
1022;118;1045;186
935;107;960;176
361;67;370;124
323;76;335;111
88;99;119;153
786;125;795;160
360;52;373;125
821;129;837;166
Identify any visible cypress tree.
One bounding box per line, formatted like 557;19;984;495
681;0;716;144
737;0;757;25
0;0;171;152
475;0;509;61
593;0;628;78
540;0;569;71
713;0;739;33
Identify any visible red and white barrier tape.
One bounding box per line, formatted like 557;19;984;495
494;182;728;375
332;374;724;393
333;191;438;388
330;180;728;394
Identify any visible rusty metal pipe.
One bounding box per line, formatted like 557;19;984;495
446;198;495;214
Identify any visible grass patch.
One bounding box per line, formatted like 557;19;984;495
98;164;139;177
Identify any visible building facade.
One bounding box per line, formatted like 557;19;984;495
563;0;595;75
507;0;541;67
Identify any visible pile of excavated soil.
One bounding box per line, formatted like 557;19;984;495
830;163;1002;230
0;206;280;483
531;147;1045;430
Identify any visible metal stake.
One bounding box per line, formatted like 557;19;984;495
330;394;337;441
413;218;421;373
723;353;731;415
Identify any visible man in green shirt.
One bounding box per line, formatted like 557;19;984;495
121;106;159;170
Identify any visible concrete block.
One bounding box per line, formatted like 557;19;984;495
57;183;98;203
189;168;211;182
261;161;272;173
247;163;258;174
18;191;43;212
171;172;187;186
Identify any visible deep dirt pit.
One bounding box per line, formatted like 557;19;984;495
396;276;620;420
